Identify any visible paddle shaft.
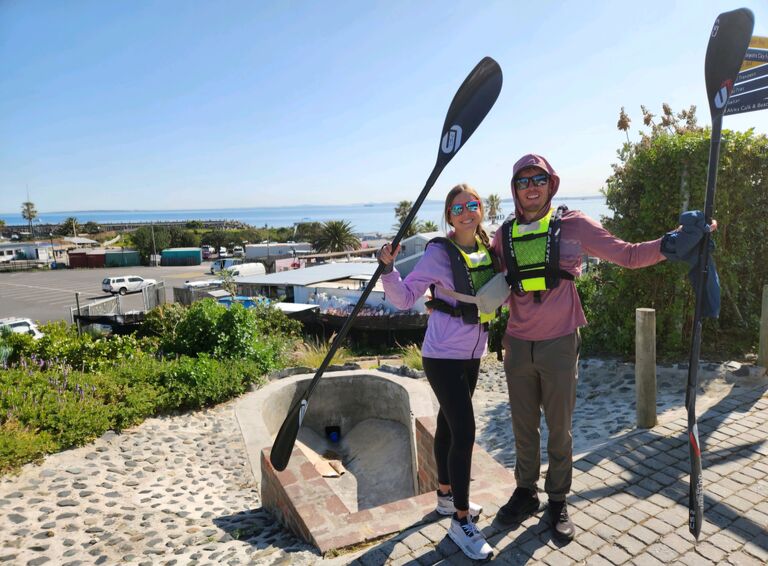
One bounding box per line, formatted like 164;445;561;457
302;166;441;403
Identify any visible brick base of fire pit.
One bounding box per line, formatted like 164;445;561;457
261;416;517;555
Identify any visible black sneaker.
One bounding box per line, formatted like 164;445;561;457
548;500;575;541
496;487;539;525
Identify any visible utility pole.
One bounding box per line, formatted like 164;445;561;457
150;222;157;266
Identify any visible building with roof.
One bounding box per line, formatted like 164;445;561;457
236;261;427;314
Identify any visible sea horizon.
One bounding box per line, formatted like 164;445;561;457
2;195;610;235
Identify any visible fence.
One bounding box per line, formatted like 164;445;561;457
69;295;122;324
142;281;167;311
172;285;224;306
0;260;49;273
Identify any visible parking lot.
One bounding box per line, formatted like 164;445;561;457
0;264;217;323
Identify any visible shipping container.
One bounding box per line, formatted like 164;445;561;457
68;249;106;268
161;247;203;266
105;249;141;267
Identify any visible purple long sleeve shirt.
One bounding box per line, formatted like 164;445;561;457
381;242;488;360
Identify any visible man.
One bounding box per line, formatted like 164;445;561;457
491;154;699;541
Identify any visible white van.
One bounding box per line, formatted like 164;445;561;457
226;262;266;277
210;258;243;274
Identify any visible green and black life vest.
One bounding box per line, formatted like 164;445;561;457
501;205;574;302
424;237;498;325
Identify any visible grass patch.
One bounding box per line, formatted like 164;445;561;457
400;343;423;371
292;334;352;368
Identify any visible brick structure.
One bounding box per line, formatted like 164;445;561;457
261;415;517;555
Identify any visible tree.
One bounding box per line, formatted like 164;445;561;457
82;221;100;234
130;226;171;264
313;220;360;252
21;201;37;236
55;217;80;237
419;220;439;233
393;200;420;238
485;194;503;222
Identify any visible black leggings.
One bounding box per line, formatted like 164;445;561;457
422;356;480;511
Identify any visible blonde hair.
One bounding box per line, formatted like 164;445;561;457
443;183;492;250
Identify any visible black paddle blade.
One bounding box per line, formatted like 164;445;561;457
269;398;306;472
705;8;754;118
436;57;502;171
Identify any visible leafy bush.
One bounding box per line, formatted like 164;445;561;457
27;321;154;372
158;300;299;369
1;298;296;473
0;420;56;474
159;355;265;410
595;120;768;358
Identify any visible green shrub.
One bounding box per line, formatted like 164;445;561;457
595;122;768;357
0;420;56;474
158;299;299;368
159;355;264;410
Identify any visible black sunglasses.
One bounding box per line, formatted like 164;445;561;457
514;172;550;190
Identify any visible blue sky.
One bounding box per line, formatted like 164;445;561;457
2;0;768;213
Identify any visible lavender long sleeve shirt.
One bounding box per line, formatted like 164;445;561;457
381;242;488;360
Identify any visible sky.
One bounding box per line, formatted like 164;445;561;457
2;0;768;213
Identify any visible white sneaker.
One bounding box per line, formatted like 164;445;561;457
448;514;493;560
436;491;482;518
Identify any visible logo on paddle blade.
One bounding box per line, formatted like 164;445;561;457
298;399;308;427
441;125;462;154
711;19;720;38
714;79;734;109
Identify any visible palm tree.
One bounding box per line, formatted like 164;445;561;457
21;201;37;237
314;220;360;252
59;216;79;237
393;200;420;238
485;194;502;222
419;220;439;233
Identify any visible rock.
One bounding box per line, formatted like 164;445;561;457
267;367;313;381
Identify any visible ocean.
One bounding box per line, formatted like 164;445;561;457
1;195;610;235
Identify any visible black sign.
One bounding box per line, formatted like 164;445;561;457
725;85;768;115
736;63;768;83
743;48;768;62
732;73;768;96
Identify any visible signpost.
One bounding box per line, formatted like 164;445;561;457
727;35;768;116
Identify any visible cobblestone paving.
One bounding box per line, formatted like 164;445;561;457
1;359;766;565
0;402;319;565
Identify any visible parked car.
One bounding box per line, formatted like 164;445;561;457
201;245;214;260
0;317;44;339
218;246;228;258
102;275;157;295
232;246;244;257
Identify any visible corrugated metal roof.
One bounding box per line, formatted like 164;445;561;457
237;261;378;286
63;236;99;245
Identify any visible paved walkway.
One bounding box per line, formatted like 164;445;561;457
341;377;768;565
0;360;766;565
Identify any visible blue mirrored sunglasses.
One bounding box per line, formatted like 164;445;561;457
514;172;549;190
450;200;481;216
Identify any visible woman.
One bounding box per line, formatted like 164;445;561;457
378;184;497;561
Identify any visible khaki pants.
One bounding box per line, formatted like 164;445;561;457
503;331;580;502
